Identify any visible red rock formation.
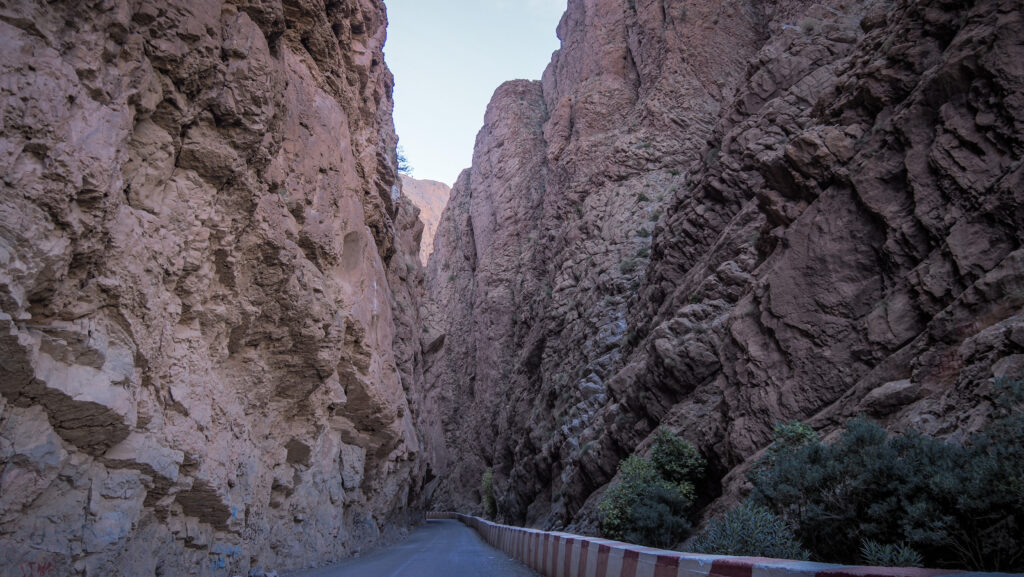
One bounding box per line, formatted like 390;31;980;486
0;0;437;575
425;0;1024;538
401;175;451;265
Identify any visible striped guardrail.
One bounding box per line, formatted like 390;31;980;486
425;512;1011;577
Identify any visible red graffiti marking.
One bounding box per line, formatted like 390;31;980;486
20;559;55;577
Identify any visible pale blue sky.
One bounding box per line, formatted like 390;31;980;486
385;0;567;186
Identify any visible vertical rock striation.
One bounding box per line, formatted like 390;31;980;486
0;0;437;575
425;0;1024;535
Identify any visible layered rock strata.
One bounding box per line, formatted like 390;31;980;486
0;0;437;575
400;175;450;265
425;0;1024;536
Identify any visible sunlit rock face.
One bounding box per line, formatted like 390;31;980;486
0;0;439;575
425;0;1024;533
400;175;450;265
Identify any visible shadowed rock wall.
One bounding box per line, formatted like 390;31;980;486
0;0;439;575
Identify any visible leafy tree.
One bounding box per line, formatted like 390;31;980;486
397;145;412;175
650;427;706;489
751;387;1024;572
598;429;704;547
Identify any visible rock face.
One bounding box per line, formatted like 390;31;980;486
0;1;437;575
425;0;1024;535
400;175;450;265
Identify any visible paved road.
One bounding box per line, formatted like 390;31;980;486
287;519;540;577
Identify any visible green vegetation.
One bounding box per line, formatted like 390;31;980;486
751;380;1024;571
480;467;496;518
649;428;704;486
619;259;638;274
860;539;923;568
690;502;809;560
636;247;650;258
765;421;817;462
396;145;412;175
636;227;651;238
598;428;705;548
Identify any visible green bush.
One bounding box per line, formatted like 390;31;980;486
769;421;817;454
690;502;809;560
600;457;661;541
621;481;693;547
650;428;705;489
751;393;1024;571
480;467;496;518
598;429;704;548
860;539;923;567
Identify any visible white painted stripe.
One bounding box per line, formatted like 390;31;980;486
555;537;565;577
586;541;599;577
570;538;582;577
636;551;660;577
607;546;625;577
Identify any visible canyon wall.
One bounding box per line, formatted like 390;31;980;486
400;175;450;265
0;0;438;575
425;0;1024;535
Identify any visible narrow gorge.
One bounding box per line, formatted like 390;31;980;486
1;0;1022;575
423;0;1024;533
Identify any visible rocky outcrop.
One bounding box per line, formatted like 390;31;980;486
424;79;551;514
400;175;450;265
425;0;1024;536
0;0;436;575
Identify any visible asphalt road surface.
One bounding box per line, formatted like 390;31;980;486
287;519;540;577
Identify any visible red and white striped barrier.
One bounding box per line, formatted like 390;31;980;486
425;512;1012;577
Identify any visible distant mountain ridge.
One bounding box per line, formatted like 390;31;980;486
402;175;451;265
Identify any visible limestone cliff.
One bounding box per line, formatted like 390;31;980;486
0;0;436;575
400;175;450;265
425;0;1024;535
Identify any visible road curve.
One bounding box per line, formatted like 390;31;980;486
287;519;541;577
